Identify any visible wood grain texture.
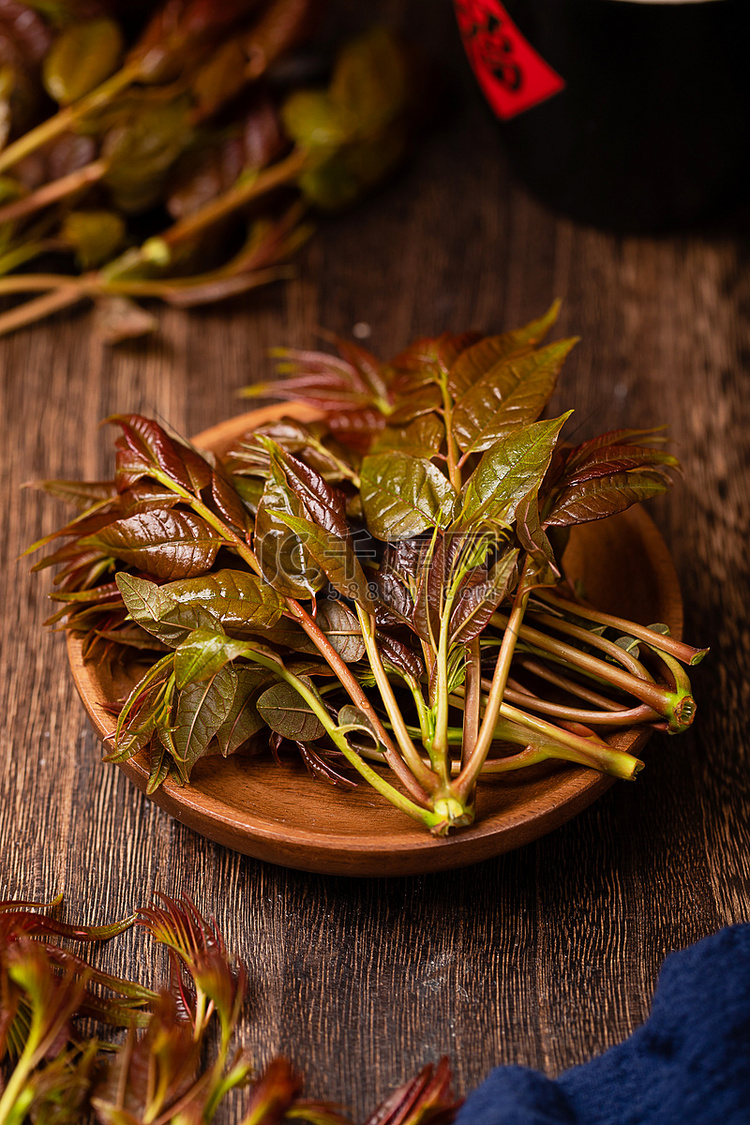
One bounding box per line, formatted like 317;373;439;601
1;2;748;1120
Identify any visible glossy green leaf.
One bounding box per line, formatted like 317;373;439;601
452;339;578;455
371;413;444;459
117;569;285;648
82;510;222;579
102;97;193;214
360;451;456;541
172;666;238;780
117;573;215;647
447;301;562;398
174;627;248;689
255;462;325;600
455;414;571;531
214;667;268;756
43;18;124;105
256;679;325;742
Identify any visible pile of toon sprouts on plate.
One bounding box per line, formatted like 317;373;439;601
29;304;706;835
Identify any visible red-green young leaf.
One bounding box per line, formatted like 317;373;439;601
236;1058;302;1125
376;631;424;684
447;301;562;399
174;628;250;688
271;510;376;612
372;568;414;628
172;665;239;780
515;486;559;583
25;504;124;558
147;742;171;793
411;535;452;648
363;1057;460;1125
454;414;571;531
48;580;121;608
452;338;578;455
28;479;118;510
561;426;668;472
327;407;387;452
0;904;136;943
109;414;212;495
387;385;443;425
255;462;326;600
316;598;365;662
257;679;326;742
245;346;373;410
294;740;358;790
558;443;679;486
214;667;268;756
329;335;391;402
91;994;202;1117
371;413;445;459
82;510;222;579
360;452;456;541
120;481;184;516
43;18;124;104
210;465;249;533
545;471;672;527
5;943;87;1062
391;331;482;388
263;438;349;538
381;538;424;593
117;569;285;647
449;548;518;645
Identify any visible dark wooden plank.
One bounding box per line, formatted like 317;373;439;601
1;2;749;1121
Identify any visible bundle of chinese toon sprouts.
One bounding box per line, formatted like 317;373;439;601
29;304;706;834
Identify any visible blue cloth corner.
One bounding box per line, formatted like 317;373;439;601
456;924;750;1125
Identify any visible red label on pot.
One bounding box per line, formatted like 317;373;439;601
455;0;565;120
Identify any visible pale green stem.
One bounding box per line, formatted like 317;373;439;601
449;693;643;780
462;639;481;768
538;588;708;665
430;584;462;789
526;608;657;680
0;63;141;175
244;643;441;827
355;605;438;794
0;158;108;226
515;656;625;710
489;611;694;722
454;568;532;801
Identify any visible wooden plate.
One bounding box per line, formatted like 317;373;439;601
67;406;683;877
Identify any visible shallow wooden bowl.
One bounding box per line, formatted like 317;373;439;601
67;406;683;877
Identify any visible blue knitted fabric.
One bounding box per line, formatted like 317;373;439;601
456;924;750;1125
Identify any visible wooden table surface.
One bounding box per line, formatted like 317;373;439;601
2;4;749;1120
